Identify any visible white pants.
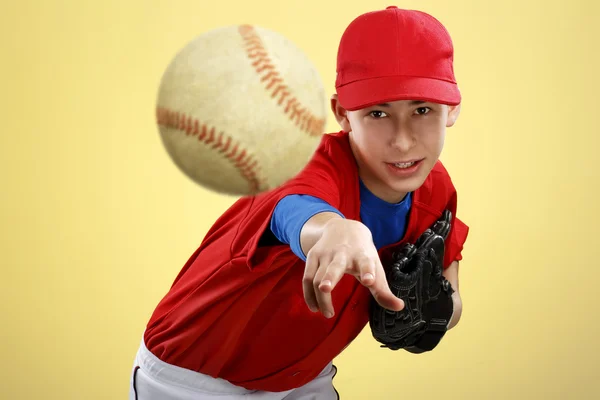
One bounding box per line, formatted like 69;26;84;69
129;339;340;399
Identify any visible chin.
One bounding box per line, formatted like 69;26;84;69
388;174;428;194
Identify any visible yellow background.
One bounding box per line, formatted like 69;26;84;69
2;0;598;398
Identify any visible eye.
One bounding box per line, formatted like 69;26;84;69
369;110;388;118
415;107;431;115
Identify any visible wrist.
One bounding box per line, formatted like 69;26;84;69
300;212;345;256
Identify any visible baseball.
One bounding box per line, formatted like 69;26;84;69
156;25;327;196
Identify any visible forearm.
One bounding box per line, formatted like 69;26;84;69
443;260;462;330
271;195;346;261
299;212;345;256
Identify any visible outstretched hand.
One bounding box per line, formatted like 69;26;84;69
303;219;404;318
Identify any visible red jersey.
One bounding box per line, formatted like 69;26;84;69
143;130;469;391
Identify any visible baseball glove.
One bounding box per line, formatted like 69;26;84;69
369;210;455;353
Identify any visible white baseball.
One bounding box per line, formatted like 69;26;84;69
156;25;327;196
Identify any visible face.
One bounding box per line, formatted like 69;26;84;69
331;95;461;203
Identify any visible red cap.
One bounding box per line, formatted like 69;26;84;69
335;6;461;111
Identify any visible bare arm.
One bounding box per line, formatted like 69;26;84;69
443;260;462;330
299;212;345;256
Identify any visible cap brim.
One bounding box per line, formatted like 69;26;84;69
336;75;461;111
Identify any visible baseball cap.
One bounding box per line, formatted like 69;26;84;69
335;6;461;111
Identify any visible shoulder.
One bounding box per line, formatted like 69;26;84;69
228;131;359;258
410;161;469;266
275;130;358;201
416;160;457;204
305;130;355;169
409;160;461;228
428;160;455;186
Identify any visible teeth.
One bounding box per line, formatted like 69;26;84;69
394;161;415;169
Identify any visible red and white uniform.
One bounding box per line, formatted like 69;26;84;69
134;131;469;394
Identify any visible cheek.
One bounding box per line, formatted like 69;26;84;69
419;121;446;154
358;134;382;160
351;120;380;150
350;126;388;168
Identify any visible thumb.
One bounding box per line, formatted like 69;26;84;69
371;284;405;311
369;260;404;311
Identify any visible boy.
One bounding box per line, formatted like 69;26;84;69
130;6;469;399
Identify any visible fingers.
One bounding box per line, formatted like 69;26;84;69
314;251;348;318
304;245;404;318
354;254;376;287
369;258;405;312
319;251;352;293
303;250;323;313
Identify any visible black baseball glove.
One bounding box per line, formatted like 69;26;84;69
369;210;455;353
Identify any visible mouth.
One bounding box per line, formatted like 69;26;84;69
392;161;417;169
388;159;423;168
385;159;424;175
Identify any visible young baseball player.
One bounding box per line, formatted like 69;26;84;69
130;6;469;399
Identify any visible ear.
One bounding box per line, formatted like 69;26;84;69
446;103;461;127
330;94;352;132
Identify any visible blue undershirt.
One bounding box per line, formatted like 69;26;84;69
270;179;412;261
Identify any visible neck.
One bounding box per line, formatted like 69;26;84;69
359;173;408;204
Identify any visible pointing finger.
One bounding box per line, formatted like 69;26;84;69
370;257;404;311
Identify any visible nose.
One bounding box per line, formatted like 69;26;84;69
390;128;416;152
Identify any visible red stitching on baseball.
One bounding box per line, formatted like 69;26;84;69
238;24;325;137
156;107;266;194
